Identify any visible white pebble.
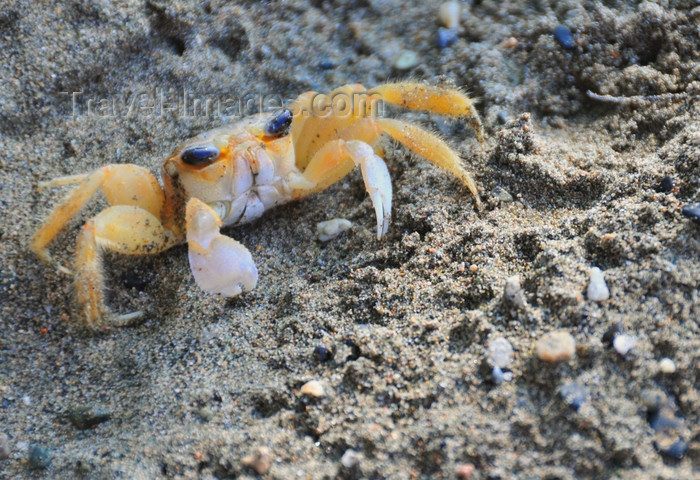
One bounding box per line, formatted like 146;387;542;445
487;337;513;369
587;267;610;302
394;50;419;70
300;380;325;398
613;334;636;355
658;357;676;373
438;1;461;29
317;218;353;242
504;275;527;308
341;449;363;468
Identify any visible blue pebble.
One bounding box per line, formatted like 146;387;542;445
313;345;332;362
681;203;700;223
437;28;458;48
319;59;337;70
650;410;682;432
559;382;587;410
554;25;575;49
491;366;505;385
661;439;688;459
28;444;52;470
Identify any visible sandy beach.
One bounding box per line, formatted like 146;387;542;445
1;1;698;478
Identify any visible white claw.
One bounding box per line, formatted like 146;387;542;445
186;199;258;297
346;141;393;239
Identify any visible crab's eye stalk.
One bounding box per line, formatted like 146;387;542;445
264;109;293;137
181;145;220;166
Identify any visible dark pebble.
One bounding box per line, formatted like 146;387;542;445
319;59;337;70
496;111;509;124
67;405;112;430
656;176;675;193
559;382;587;411
681;203;700;223
313;345;333;363
601;322;623;347
553;25;575;49
28;444;51;470
345;340;361;361
213;390;223;403
657;438;688;459
437;28;458;48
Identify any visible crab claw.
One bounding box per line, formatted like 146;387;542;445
346;141;393;239
185;198;258;296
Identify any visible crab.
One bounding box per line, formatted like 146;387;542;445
31;82;484;329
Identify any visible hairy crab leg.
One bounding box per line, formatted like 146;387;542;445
368;81;484;144
32;164;165;269
75;205;175;329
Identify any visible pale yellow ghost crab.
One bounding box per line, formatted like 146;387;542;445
31;82;483;329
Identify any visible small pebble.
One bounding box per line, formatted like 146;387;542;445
317;218;352;242
437;28;458;48
67;405;112;430
318;59;337;70
559;382;587;410
28;444;51;470
553;25;575;49
496;111;509;124
587;267;609;302
493;186;514;202
455;463;475;478
536;330;576;363
0;432;10;460
656;438;688;459
197;407;213;422
394;50;419;70
491;366;505;385
642;389;668;413
503;275;526;308
650;408;683;432
301;380;325;398
503;36;518;48
340;448;363;469
313;345;333;362
658;357;676;374
241;446;272;474
613;334;636;355
681;203;700;223
656;175;675;193
487;337;514;369
438;1;461;29
602;322;623;347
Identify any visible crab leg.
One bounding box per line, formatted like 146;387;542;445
31;164;165;269
291;84;367;169
293;139;392;239
75;205;174;328
185;198;258;297
368;82;484;144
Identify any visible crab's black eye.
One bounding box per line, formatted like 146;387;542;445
181;145;220;166
264;109;293;137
